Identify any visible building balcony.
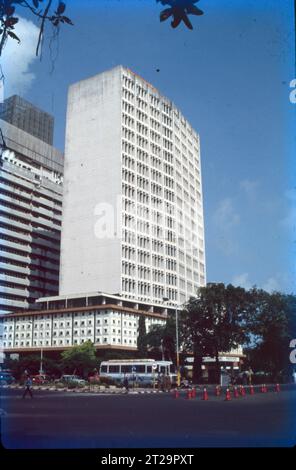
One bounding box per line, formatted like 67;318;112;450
0;227;32;243
0;273;29;286
1;168;35;190
0;262;30;275
0;239;30;253
0;215;32;232
0;181;33;202
0;192;32;210
0;298;29;309
0;250;30;265
0;202;32;221
1;286;29;297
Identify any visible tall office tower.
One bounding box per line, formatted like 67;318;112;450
60;66;206;305
0;115;63;314
0;95;54;145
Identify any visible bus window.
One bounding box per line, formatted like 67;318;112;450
101;365;107;373
146;366;152;373
122;365;132;373
135;365;145;373
109;365;120;373
160;366;166;374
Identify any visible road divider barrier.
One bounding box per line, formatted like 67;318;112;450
174;389;180;399
225;388;231;401
202;387;209;401
240;385;246;397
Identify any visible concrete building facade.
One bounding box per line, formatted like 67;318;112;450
0;95;54;145
0;292;167;352
0;118;63;314
60;66;206;306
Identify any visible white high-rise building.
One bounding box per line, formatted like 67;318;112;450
60;66;206;305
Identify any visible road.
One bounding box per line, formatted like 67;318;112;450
1;387;296;448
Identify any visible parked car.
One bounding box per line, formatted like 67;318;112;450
31;374;51;385
59;375;86;385
0;371;16;385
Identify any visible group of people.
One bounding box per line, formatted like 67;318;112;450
230;367;254;386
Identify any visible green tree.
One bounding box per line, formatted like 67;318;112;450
60;340;97;378
182;283;250;383
247;289;296;381
144;315;176;362
137;315;147;357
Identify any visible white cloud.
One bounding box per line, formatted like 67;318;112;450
279;189;296;230
240;179;259;199
2;17;39;97
212;198;240;255
262;277;281;293
231;273;252;290
213;198;240;231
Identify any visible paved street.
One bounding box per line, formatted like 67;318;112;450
1;388;296;448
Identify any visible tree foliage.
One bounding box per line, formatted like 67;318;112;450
246;289;296;381
144;315;176;362
182;283;250;382
137;315;147;357
60;340;97;377
139;283;296;384
0;0;73;57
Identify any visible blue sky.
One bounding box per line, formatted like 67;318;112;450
2;0;295;293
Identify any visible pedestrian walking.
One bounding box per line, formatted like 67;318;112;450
22;375;33;399
123;375;129;393
248;367;254;385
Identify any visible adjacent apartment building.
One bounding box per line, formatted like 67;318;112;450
0;97;63;314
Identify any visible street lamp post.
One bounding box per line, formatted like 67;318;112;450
163;297;182;388
175;305;181;388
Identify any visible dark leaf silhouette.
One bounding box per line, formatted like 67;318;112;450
157;0;204;30
0;1;73;57
5;5;16;16
57;2;66;15
5;17;19;27
160;8;173;22
61;15;73;25
7;30;20;42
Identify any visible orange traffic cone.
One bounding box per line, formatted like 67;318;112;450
191;387;196;398
240;385;246;397
187;389;192;400
174;389;180;399
275;383;280;393
202;387;208;401
225;388;231;401
250;385;255;395
233;386;239;398
264;384;268;393
261;384;265;393
215;385;221;397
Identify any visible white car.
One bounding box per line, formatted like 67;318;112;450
59;375;86;385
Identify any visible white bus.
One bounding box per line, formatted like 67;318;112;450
99;359;176;385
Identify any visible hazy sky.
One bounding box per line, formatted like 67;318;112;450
2;0;295;293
